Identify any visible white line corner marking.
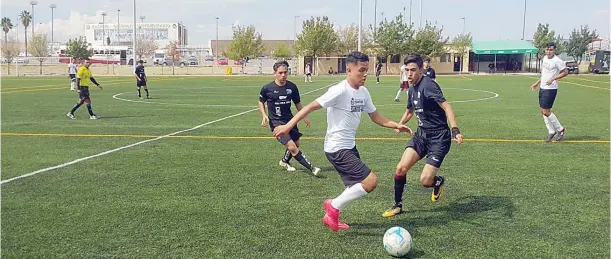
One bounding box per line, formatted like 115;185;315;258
1;82;338;184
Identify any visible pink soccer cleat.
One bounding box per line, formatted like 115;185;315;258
323;199;350;231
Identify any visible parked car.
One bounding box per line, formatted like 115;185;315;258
187;56;199;66
565;60;579;74
217;57;228;65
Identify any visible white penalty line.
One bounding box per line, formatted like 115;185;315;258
1;82;339;185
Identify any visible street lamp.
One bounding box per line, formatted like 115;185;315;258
101;12;107;45
215;17;219;60
30;1;37;35
293;16;299;45
460;17;466;74
358;0;362;51
521;0;527;40
140;15;145;23
50;4;56;43
460;17;466;35
117;9;120;45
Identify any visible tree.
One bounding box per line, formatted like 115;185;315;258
135;35;158;60
65;36;92;61
532;23;557;60
335;23;374;55
19;11;31;56
1;37;21;75
165;40;180;75
409;22;448;58
554;34;566;55
374;14;413;69
2;17;14;47
225;25;264;61
29;34;50;74
451;33;472;73
294;16;338;58
566;25;598;64
273;42;291;58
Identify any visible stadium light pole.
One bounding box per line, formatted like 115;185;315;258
461;17;465;35
140;15;145;23
132;0;137;70
215;17;219;61
293;15;299;45
409;0;412;25
357;0;363;52
373;0;377;41
419;0;423;29
102;12;107;45
117;9;120;45
30;1;37;35
460;17;466;74
50;4;56;43
521;0;527;40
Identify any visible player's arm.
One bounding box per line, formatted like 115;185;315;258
399;108;414;125
431;69;437;82
438;101;463;143
90;77;102;89
530;78;541;90
258;90;269;127
369;111;413;134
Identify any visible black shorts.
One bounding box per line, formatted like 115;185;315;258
539;89;557;109
78;87;90;100
137;80;147;87
376;71;381;77
69;74;76;80
325;146;371;187
406;128;451;168
306;73;312;76
400;81;409;89
269;120;302;145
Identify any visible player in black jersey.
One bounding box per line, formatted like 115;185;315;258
134;60;149;99
258;61;321;175
382;55;464;218
423;57;436;81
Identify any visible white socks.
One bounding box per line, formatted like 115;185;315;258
70;81;75;90
395;89;402;100
331;183;368;210
548;113;563;132
543;115;555;134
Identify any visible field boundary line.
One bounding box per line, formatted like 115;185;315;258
1;82;339;184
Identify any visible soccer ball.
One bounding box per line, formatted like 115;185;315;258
383;226;412;257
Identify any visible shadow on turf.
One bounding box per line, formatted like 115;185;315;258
348;195;515;236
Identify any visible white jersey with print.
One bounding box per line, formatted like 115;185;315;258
68;62;77;75
540;55;566;90
316;80;377;153
400;64;408;82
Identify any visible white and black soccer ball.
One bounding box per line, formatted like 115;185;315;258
383;226;412;257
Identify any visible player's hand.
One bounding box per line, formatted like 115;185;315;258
451;127;463;144
273;125;291;137
395;124;414;136
261;116;269;127
97;84;103;90
530;83;538;91
303;117;311;128
546;79;554;85
77;89;81;94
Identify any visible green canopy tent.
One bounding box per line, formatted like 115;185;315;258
470;40;538;74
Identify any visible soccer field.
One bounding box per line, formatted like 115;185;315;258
1;74;609;258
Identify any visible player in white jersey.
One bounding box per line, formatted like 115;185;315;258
530;42;568;142
68;58;78;91
273;51;413;232
305;62;313;83
394;61;409;101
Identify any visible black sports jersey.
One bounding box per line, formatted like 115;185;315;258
376;63;383;72
406;76;448;131
259;81;301;122
135;65;146;80
424;67;436;79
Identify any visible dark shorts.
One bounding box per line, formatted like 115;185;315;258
137;80;147;87
376;70;381;77
69;74;76;80
78;87;90;100
306;73;312;76
269;120;302;145
406;128;451;168
539;89;557;109
325;146;371;187
400;81;409;89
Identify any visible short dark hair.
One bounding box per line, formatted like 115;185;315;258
546;42;556;49
273;60;289;72
346;51;369;65
404;55;423;68
423;57;431;62
138;60;144;64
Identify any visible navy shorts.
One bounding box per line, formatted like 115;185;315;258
407;128;452;168
325;146;371;187
78;87;90;100
137;80;147;87
69;74;76;81
269;120;302;145
539;89;557;109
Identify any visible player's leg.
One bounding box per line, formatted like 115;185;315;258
539;89;564;142
376;71;380;83
137;81;142;98
286;132;321;175
382;136;424;217
82;89;97;119
420;129;452;202
70;75;76;91
394;83;405;101
143;84;150;98
67;89;86;119
324;147;375;231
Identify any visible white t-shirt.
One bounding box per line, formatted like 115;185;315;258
316;80;377;153
400;64;408;82
68;62;77;75
540;55;566;90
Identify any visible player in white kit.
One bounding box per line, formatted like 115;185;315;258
273;51;413;232
530;42;568;142
394;60;409;101
68;58;78;91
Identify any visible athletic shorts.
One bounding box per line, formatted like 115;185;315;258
69;74;76;80
269;120;302;145
137;80;147;87
325;146;371;187
400;81;409;89
406;128;451;168
539;89;557;109
376;71;381;77
78;87;90;100
306;73;312;76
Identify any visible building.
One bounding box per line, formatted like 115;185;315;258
84;22;188;48
209;40;295;57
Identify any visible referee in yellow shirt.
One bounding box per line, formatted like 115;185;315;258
66;59;103;119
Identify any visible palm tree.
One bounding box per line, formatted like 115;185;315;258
1;17;13;47
19;11;31;56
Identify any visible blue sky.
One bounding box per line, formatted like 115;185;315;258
1;0;609;45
